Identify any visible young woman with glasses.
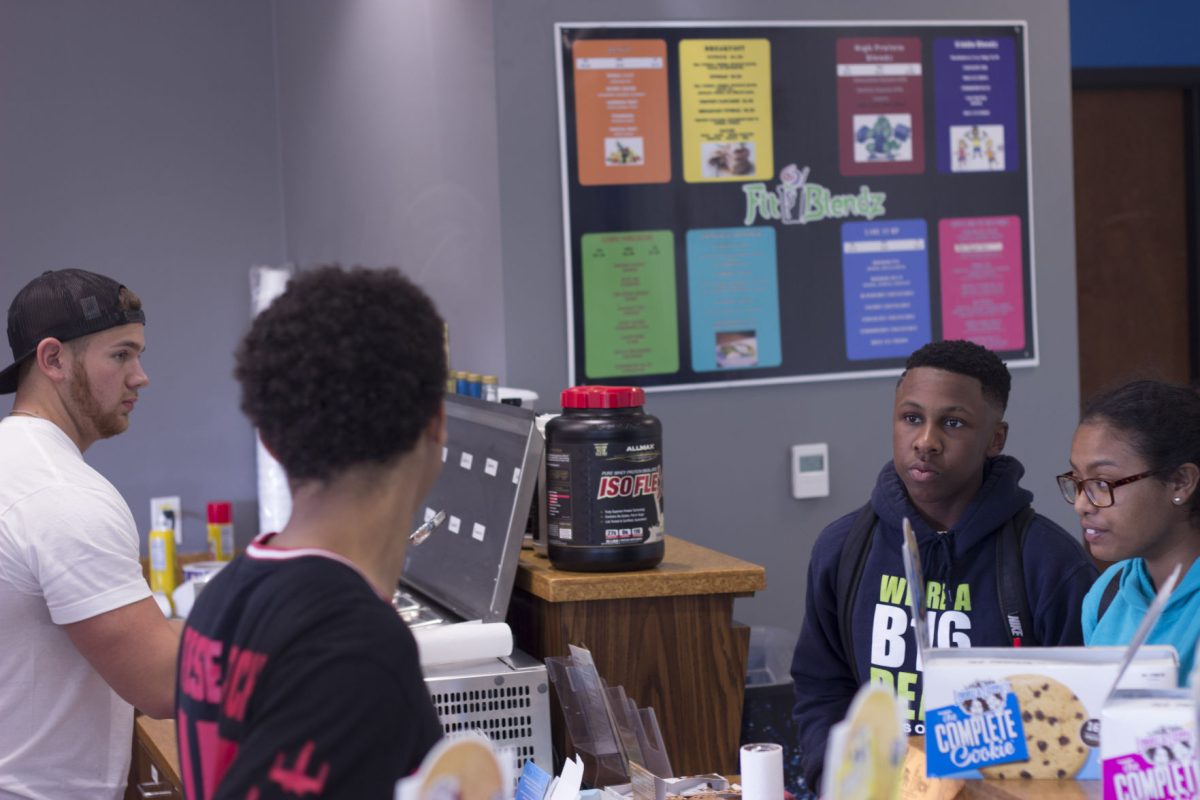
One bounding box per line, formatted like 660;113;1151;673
1060;379;1200;682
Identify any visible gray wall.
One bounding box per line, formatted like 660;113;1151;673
0;2;285;552
272;1;507;377
493;0;1082;634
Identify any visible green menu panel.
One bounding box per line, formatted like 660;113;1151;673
581;230;680;378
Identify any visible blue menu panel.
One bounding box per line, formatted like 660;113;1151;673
842;220;931;360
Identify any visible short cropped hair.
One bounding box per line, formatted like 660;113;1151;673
902;339;1011;412
235;266;446;482
1081;380;1200;522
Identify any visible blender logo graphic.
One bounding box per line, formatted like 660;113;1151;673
742;163;887;226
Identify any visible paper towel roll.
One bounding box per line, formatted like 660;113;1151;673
740;743;784;800
255;436;291;536
249;265;294;534
250;264;292;316
412;621;514;667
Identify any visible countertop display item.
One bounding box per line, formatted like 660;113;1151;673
546;643;671;788
206;501;234;562
545;385;664;572
148;508;177;613
395;732;510;800
820;685;904;800
741;743;785;800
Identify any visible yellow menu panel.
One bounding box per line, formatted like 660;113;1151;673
679;39;773;183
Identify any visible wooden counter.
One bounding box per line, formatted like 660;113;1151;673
959;781;1100;799
506;536;766;777
514;536;767;602
126;715;183;799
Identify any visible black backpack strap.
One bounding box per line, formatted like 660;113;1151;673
1096;568;1122;623
995;505;1037;647
836;503;878;675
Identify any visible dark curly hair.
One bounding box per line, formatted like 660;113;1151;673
902;339;1011;411
235;266;446;482
1081;380;1200;522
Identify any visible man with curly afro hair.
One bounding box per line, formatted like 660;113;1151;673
176;266;447;799
789;339;1096;792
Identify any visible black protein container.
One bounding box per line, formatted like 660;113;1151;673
545;386;665;572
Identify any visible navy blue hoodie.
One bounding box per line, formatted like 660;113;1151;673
790;455;1097;789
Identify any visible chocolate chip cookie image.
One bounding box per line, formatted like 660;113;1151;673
979;674;1090;780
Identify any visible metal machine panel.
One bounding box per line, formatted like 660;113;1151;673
423;649;553;777
402;395;542;623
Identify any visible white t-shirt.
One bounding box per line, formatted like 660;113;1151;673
0;416;150;800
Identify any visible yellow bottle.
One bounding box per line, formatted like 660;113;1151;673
148;511;177;607
206;501;234;562
443;324;455;393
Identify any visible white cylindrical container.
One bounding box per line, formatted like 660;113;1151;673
250;265;294;535
740;743;784;800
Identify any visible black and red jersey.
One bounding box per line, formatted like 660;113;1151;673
175;534;442;799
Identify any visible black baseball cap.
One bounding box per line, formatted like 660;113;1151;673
1;269;146;394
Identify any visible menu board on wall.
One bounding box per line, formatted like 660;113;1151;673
555;21;1036;391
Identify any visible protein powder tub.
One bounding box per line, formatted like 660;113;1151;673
545;385;664;572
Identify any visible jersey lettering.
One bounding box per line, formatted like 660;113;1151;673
878;574;908;605
223;646;269;723
954;583;973;612
869;605;907;667
936;610;972;648
180;626;225;704
178;628;270;798
870;574;976;724
269;740;330;796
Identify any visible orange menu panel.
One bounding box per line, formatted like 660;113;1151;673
573;39;671;186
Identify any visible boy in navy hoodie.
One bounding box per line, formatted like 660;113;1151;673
790;340;1097;790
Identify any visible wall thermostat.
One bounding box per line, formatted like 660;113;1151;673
791;443;830;500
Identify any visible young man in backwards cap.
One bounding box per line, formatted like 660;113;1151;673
176;266;445;798
0;269;180;799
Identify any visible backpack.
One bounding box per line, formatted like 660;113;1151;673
835;503;1037;673
1095;567;1122;623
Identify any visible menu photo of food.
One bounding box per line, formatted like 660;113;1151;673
605;136;645;165
701;140;756;178
715;330;760;368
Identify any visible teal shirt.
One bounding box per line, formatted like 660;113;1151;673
1082;557;1200;686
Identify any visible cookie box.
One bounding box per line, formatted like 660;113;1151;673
922;645;1178;781
1102;689;1199;800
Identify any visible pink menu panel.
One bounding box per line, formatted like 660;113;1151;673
938;216;1025;350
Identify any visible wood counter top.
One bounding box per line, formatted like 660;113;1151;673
134;714;180;788
514;536;766;602
959;779;1100;799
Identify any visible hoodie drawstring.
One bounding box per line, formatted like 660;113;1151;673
926;533;958;608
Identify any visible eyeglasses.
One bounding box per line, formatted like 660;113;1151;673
1056;471;1156;508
